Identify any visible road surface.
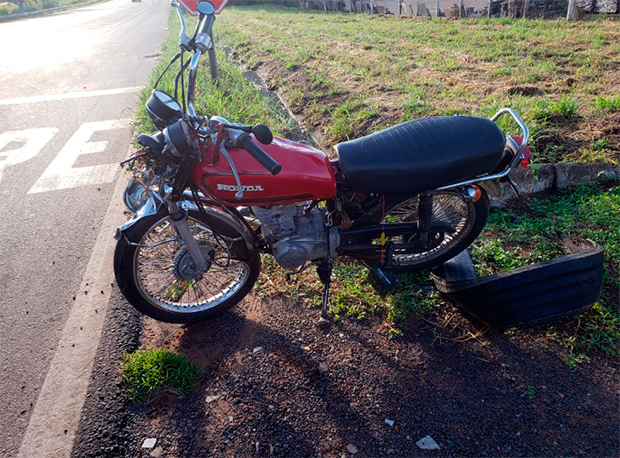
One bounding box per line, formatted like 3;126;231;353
0;0;169;455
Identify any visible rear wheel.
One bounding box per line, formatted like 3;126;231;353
365;190;490;272
114;209;260;323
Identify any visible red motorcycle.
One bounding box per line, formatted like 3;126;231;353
114;0;530;323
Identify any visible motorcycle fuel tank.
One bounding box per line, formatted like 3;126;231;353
193;136;337;206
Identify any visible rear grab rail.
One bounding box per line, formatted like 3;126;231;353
437;108;530;192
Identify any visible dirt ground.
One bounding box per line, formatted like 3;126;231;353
118;289;619;458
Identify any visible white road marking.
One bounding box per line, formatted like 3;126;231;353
0;86;143;106
29;119;131;194
0;128;58;186
17;149;132;458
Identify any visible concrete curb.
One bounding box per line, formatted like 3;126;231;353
491;162;620;206
0;0;106;22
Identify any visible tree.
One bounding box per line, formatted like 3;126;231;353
7;0;27;8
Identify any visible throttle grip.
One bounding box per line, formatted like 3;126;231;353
241;137;282;175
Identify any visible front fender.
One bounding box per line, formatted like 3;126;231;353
114;195;163;240
113;196;255;251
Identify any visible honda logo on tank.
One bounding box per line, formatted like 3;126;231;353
178;0;229;16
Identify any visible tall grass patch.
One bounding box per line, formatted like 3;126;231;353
121;348;202;403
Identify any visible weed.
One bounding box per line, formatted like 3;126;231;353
533;96;580;124
565;353;591;371
328;98;377;142
524;386;536;400
388;272;440;322
120;348;202;403
594;95;620;113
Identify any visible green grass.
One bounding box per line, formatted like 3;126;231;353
595;94;620;113
120;348;202;403
0;3;18;15
212;5;619;161
134;13;297;139
255;254;441;328
533;96;580;124
0;0;93;16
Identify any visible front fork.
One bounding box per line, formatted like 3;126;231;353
168;201;208;279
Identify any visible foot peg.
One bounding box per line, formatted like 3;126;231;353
285;261;318;282
369;265;399;293
368;242;399;294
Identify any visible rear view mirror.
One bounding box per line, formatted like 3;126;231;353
252;124;273;145
197;1;215;15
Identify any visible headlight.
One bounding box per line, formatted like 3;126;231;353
123;177;150;213
163;118;200;159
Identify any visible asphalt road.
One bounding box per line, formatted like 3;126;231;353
0;0;169;455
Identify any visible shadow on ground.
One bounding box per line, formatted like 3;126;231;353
123;293;619;458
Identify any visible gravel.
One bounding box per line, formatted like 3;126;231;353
72;289;619;457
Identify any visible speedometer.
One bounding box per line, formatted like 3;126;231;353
145;90;183;130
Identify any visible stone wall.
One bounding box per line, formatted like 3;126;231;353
490;0;619;16
577;0;619;13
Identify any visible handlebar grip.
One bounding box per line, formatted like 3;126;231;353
240;137;282;176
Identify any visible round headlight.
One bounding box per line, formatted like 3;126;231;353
145;90;183;130
163;119;200;159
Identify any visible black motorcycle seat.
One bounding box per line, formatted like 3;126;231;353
335;116;506;195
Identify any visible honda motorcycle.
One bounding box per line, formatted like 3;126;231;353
113;0;531;323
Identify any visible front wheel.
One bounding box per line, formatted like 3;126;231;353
114;209;260;323
364;189;490;272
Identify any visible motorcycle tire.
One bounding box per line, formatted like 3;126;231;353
114;208;260;324
364;189;490;273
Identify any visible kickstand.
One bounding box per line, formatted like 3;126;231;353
316;260;333;323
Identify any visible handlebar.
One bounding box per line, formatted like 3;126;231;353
168;3;282;177
240;136;282;176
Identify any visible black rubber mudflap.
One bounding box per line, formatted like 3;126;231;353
431;242;604;328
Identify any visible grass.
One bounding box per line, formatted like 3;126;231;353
595;94;620;114
134;13;297;139
213;5;619;163
120;348;202;403
252;184;620;356
0;0;91;16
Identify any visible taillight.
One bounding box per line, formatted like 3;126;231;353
511;136;531;168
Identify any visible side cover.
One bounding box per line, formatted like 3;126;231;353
193;136;337;206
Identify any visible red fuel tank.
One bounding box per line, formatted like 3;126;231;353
192;136;337;206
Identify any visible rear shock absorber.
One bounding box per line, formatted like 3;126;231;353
417;193;433;249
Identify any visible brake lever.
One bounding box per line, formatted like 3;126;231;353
171;1;192;50
218;143;244;200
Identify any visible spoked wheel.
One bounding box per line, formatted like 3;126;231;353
114;210;260;323
366;190;490;272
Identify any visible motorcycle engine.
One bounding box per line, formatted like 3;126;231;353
251;203;339;270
